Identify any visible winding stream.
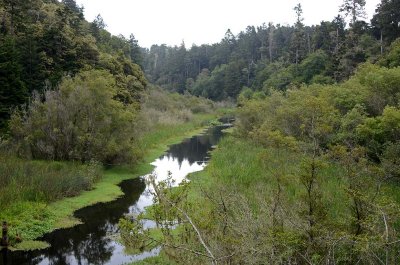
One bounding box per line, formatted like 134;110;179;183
2;122;231;265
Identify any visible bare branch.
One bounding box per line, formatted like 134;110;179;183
166;197;217;263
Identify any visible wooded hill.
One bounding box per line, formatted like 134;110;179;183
0;0;146;129
142;0;400;101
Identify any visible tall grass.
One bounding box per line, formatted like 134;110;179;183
199;136;352;222
0;155;102;207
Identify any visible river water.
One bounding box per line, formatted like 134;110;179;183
2;122;230;265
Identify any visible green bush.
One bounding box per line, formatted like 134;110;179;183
9;70;141;164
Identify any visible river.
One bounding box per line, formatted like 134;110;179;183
1;121;231;265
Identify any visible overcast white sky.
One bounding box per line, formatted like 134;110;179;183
75;0;381;48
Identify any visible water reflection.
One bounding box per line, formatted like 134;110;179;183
167;126;224;166
1;249;9;265
6;124;229;265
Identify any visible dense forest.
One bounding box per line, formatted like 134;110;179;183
142;0;400;101
1;0;400;264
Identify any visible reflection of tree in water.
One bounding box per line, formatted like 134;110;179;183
9;177;146;265
166;126;226;166
44;221;114;265
81;233;114;265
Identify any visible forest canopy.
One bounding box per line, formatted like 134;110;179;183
141;0;400;101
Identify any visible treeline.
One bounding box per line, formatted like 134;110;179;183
142;0;400;100
0;0;146;129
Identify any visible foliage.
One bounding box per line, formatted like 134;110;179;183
139;85;219;128
379;38;400;68
357;106;400;157
381;141;400;181
9;70;141;164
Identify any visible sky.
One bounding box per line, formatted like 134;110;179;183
74;0;381;48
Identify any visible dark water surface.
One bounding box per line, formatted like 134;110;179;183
1;123;230;265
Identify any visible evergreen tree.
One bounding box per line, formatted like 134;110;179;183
340;0;366;26
0;36;27;128
90;14;106;41
372;0;400;44
129;34;143;67
290;3;307;64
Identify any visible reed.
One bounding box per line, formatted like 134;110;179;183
0;156;102;207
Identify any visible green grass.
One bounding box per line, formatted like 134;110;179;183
13;240;51;251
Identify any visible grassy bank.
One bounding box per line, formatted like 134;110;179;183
0;112;224;251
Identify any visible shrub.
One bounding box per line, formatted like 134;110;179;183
9;70;141;164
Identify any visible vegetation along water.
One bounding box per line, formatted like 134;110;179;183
1;0;400;264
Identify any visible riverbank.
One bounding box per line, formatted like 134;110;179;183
2;112;227;251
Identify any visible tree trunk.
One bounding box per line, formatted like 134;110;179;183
269;28;274;62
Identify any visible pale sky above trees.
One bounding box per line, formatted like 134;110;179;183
75;0;381;48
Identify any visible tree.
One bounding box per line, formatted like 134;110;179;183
372;0;400;44
298;50;331;84
339;0;366;26
0;36;27;128
224;60;247;98
128;34;143;67
268;23;276;61
90;14;106;41
222;29;236;52
62;0;83;16
291;3;307;64
1;0;36;35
